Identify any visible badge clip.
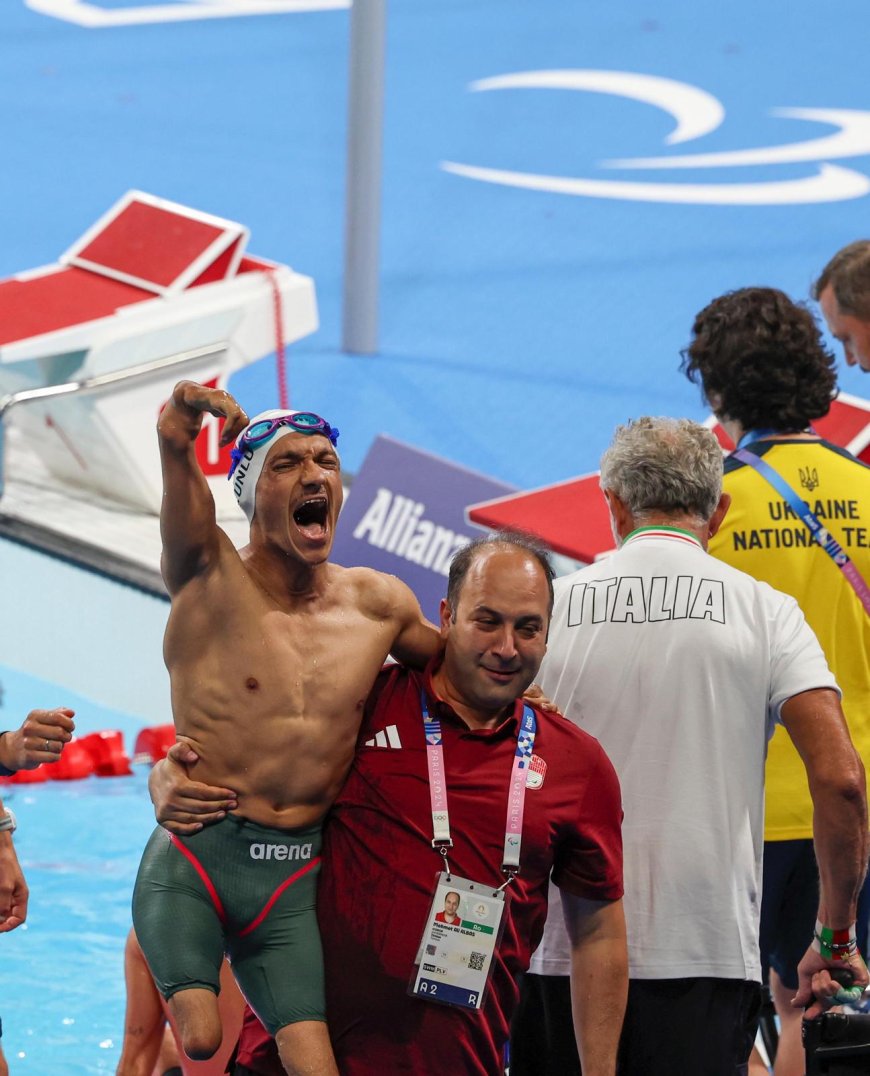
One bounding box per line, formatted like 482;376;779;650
496;865;518;894
433;838;453;879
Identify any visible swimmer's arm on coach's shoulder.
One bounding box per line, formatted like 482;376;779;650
148;740;237;836
0;797;27;932
521;682;561;715
0;708;75;772
158;380;249;594
383;574;441;670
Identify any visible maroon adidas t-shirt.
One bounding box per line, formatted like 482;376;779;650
236;661;623;1075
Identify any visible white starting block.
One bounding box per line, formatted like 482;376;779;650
0;190;318;590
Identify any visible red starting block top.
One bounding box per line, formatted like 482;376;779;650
63;190;249;294
0;190;250;350
72;199;230;290
0;267;154;348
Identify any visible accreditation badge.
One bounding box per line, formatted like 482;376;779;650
409;872;507;1010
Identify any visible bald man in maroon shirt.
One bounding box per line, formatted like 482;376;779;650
151;532;627;1076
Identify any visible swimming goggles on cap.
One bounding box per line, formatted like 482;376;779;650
227;412;340;479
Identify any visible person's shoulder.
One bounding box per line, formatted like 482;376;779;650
700;544;794;596
532;705;606;754
749;575;803;617
533;708;620;785
553;566;588;591
725;438;870;475
552;558;612;592
815;438;870;472
330;564;418;616
709;553;805;623
698;547;806;619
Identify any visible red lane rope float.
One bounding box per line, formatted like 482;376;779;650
267;269;289;410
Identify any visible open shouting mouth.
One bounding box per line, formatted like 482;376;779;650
293;496;330;541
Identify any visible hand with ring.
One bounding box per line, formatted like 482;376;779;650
0;708;76;772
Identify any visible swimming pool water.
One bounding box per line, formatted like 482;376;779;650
0;662;159;1074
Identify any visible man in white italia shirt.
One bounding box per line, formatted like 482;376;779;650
510;417;868;1076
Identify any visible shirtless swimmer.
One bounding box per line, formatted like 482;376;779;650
132;381;439;1076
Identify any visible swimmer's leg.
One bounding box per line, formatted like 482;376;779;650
228;825;336;1075
166;989;222;1062
132;827;226;1061
275;1021;338;1076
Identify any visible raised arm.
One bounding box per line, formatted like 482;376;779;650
158;380;249;594
781;688;870;1013
385;576;441;670
562;894;628;1076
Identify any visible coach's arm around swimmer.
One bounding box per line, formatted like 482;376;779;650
0;707;75;773
0;795;26;932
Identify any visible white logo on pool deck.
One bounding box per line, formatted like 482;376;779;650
250;842;313;861
443;70;870;205
25;0;347;27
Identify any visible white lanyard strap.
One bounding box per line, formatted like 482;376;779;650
422;699;451;845
421;690;537;877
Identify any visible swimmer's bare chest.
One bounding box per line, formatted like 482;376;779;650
164;565;397;825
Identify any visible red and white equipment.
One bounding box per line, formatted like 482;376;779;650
0;190;317;517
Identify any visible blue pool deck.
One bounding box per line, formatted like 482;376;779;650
0;662;159;1074
2;0;869;1070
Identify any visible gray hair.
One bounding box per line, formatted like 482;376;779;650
599;417;723;522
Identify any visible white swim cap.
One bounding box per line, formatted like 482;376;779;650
228;409;340;523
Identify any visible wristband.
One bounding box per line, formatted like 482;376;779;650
0;733;15;777
812;919;859;961
0;808;17;833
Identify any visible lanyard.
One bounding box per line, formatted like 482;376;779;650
736;429;784;448
733;447;870;617
421;690;537;882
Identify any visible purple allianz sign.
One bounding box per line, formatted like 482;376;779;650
332;436;516;620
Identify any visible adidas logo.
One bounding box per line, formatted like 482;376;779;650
364;724;403;749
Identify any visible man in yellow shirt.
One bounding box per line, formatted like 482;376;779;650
682;286;870;1076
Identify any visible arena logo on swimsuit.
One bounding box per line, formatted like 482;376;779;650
250;842;313;861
